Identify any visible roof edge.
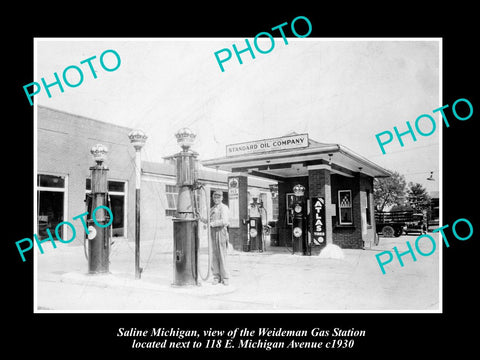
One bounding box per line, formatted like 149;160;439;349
337;145;392;177
37;105;135;132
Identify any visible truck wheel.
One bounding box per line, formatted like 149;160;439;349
382;225;395;237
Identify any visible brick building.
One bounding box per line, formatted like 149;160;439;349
37;106;137;244
202;133;391;250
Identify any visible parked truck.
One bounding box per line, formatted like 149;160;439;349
375;210;427;237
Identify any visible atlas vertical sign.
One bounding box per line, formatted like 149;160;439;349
311;197;326;247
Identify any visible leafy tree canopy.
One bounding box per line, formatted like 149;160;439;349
406;182;431;211
373;171;407;211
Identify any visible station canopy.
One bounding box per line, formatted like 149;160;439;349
201;133;391;181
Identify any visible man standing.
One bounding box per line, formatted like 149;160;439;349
208;190;230;285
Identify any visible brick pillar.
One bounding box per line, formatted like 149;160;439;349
227;173;248;251
308;165;333;245
352;173;363;248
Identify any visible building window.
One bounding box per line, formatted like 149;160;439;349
366;189;371;226
37;174;66;240
165;184;179;217
86;179;126;237
38;174;65;188
338;190;353;225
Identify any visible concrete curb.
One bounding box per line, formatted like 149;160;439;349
60;272;237;296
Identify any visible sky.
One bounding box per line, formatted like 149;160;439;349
35;38;440;193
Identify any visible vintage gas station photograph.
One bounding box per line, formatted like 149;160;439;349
33;38;441;312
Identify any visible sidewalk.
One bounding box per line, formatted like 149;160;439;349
35;234;440;312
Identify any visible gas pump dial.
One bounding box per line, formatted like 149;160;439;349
293;227;302;237
87;226;97;240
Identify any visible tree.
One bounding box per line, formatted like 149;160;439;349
373;171;407;211
406;182;431;211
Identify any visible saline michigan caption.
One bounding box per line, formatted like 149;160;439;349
117;327;366;350
117;327;366;338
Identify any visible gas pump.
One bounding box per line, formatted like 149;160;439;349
171;128;211;286
85;144;112;274
291;184;309;255
247;188;267;252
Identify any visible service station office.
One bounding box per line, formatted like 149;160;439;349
202;133;391;252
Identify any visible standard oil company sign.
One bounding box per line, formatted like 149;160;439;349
226;133;309;157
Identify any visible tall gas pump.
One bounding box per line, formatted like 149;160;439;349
247;188;267;252
291;184;309;255
85;144;112;274
172;128;208;286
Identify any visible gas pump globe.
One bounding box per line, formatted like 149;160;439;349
174;128;199;194
175;127;196;150
293;184;305;196
91;143;108;164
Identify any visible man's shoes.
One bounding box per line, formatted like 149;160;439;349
211;278;229;286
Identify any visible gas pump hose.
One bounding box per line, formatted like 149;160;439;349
83;237;89;260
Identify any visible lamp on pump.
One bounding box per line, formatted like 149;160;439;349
175;127;196;151
91;143;108;164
